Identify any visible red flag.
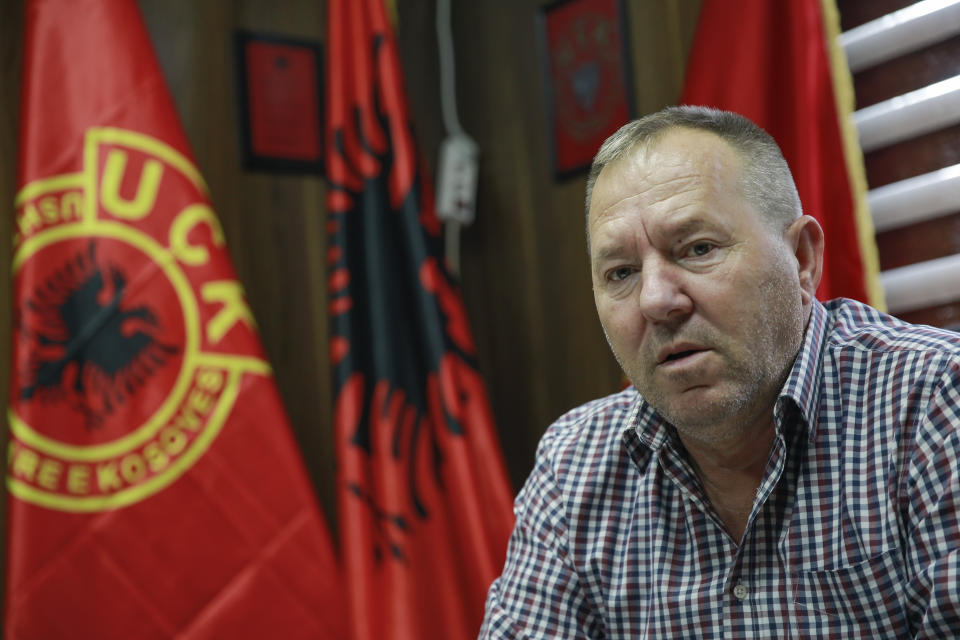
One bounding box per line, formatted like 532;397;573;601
680;0;883;306
325;0;514;638
6;1;345;638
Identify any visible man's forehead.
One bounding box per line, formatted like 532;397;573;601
629;127;741;175
591;129;743;216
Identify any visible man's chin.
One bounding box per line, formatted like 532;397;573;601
660;406;723;432
651;389;746;432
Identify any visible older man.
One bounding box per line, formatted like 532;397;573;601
480;106;960;638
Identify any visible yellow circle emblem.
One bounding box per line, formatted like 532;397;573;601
8;128;267;512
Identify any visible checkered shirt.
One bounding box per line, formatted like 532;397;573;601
480;298;960;639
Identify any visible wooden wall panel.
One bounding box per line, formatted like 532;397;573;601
853;35;960;107
863;125;960;187
876;212;960;271
899;301;960;330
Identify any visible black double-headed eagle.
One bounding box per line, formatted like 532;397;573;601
18;242;178;429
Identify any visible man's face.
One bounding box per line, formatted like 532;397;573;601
588;128;806;444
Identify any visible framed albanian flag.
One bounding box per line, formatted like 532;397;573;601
536;0;635;180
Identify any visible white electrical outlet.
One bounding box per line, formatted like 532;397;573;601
436;133;479;225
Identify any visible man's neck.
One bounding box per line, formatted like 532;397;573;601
677;417;778;544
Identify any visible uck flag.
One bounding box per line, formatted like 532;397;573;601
681;0;884;307
6;1;345;638
325;0;515;638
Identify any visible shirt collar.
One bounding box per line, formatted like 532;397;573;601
776;299;830;443
622;394;668;468
625;299;831;456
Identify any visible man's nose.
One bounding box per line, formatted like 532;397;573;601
636;261;693;324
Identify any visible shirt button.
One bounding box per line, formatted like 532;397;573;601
733;583;749;600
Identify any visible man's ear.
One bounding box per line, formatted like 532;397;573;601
786;215;824;306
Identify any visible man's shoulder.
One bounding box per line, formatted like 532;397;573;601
825;298;960;358
538;386;641;466
821;299;960;434
523;387;644;522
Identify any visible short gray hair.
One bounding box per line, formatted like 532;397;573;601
584;106;802;246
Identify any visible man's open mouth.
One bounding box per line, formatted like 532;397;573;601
664;349;700;362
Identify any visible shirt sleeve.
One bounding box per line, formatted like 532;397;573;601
478;428;605;639
902;360;960;638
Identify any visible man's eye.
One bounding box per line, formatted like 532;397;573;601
608;267;634;282
688;242;715;257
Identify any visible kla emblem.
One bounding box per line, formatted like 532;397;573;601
8;127;268;512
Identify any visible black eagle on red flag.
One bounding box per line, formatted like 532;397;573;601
325;0;514;638
18;241;178;429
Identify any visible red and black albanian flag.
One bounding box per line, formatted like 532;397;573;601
325;1;514;639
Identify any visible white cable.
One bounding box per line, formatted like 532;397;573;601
435;0;478;279
436;0;462;136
